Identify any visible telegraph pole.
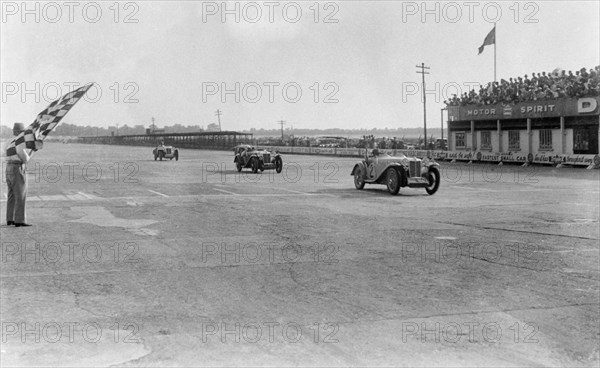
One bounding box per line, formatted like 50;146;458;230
215;109;223;131
277;120;286;141
416;63;430;149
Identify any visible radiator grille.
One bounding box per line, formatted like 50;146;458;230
166;148;172;154
263;153;271;162
409;161;421;177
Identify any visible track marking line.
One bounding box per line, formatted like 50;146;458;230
148;189;169;198
272;187;308;195
39;194;69;201
449;186;500;192
213;188;238;195
539;249;599;253
78;191;95;200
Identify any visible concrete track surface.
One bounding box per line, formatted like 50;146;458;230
1;144;598;367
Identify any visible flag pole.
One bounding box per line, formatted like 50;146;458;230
494;23;497;82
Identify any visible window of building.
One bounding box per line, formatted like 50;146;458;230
480;131;492;150
574;129;590;152
539;129;553;150
508;130;520;151
455;132;465;148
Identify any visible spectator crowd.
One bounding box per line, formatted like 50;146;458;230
445;66;600;106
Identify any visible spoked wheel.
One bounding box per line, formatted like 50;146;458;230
251;157;259;173
354;167;365;190
386;167;400;195
154;153;157;161
425;167;440;195
174;151;179;161
275;157;283;173
236;160;243;172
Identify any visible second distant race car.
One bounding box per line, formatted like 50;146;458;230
233;144;283;173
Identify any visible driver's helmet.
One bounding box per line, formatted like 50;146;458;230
372;149;380;156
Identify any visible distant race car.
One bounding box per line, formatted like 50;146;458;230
233;144;283;173
153;144;179;161
350;149;440;195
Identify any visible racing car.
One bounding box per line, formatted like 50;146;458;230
153;143;179;161
233;144;283;173
350;149;440;195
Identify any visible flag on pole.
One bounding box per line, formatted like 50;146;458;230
5;83;93;157
478;26;496;55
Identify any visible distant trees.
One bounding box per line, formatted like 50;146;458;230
206;123;220;132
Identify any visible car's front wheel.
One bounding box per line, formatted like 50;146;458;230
236;160;243;172
386;167;400;195
425;167;440;195
154;153;157;161
174;151;179;161
275;157;283;173
354;166;365;190
251;157;259;173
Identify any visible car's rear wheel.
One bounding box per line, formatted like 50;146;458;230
236;160;243;172
251;157;259;173
174;151;179;161
354;166;365;190
275;157;283;173
386;167;400;195
425;167;440;195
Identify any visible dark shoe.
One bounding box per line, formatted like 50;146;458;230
7;221;15;226
14;223;32;227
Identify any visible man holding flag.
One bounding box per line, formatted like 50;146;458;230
3;83;93;227
3;123;44;227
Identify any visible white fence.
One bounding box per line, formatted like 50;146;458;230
258;146;600;168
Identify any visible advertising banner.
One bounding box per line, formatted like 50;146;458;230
448;97;600;121
260;146;599;168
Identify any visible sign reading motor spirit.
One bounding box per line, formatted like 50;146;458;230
448;96;600;121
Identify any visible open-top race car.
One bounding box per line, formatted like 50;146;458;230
233;144;283;173
153;143;179;161
350;149;440;195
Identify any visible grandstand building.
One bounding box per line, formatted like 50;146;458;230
79;131;253;149
446;96;600;162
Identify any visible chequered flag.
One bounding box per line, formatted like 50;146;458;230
5;83;93;157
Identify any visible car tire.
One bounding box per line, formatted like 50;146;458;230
354;166;365;190
251;157;259;173
236;160;243;172
175;151;179;161
159;152;163;161
386;167;400;195
275;157;283;173
154;154;157;161
425;167;440;195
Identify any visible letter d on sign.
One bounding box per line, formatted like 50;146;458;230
577;98;598;113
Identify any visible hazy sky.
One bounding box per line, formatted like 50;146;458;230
1;0;599;132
